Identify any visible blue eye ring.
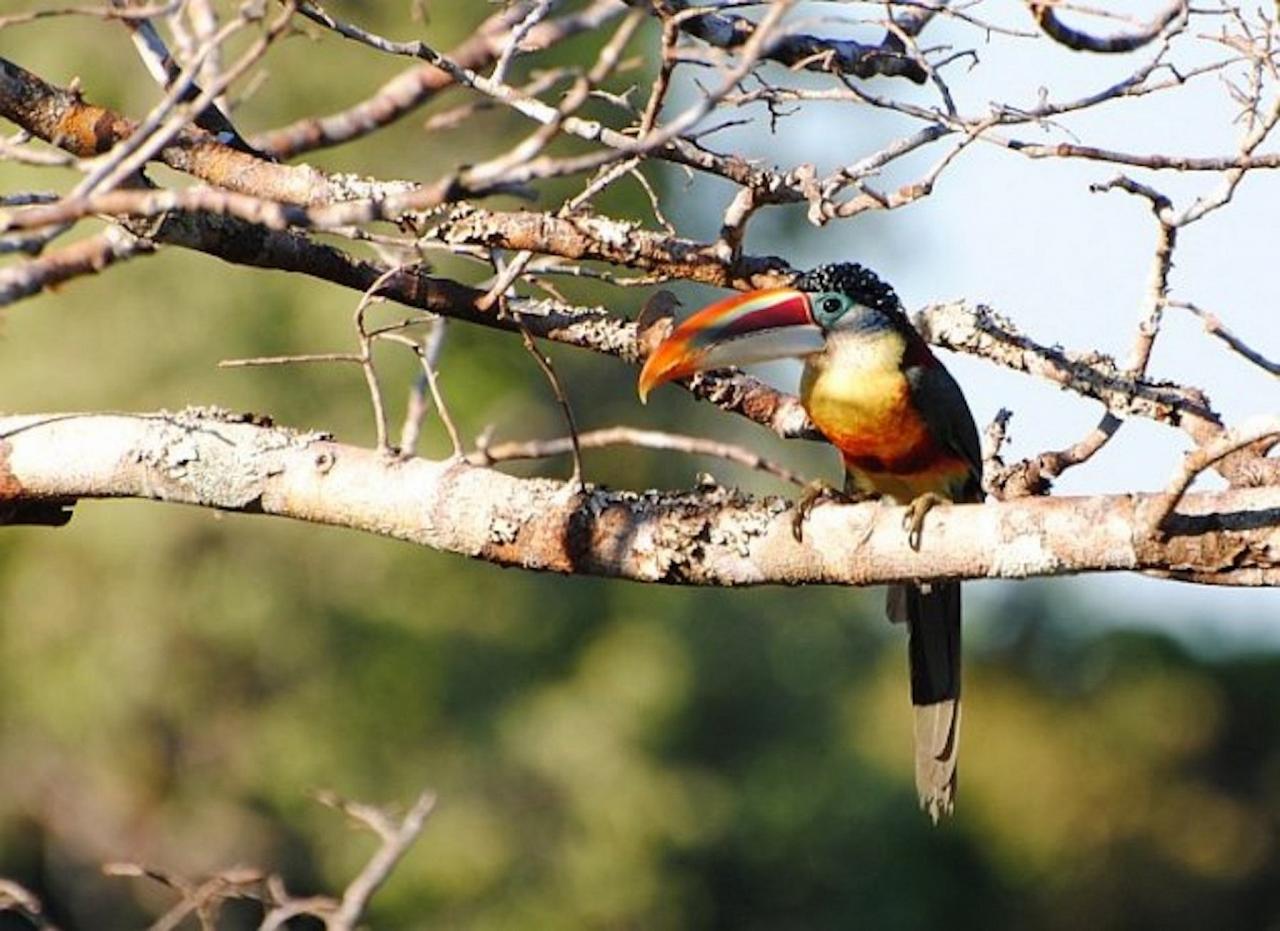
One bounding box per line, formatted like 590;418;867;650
814;293;849;322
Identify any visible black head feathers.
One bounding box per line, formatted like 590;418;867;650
794;263;900;313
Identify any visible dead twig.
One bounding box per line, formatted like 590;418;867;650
470;425;810;486
0;879;59;931
1168;300;1279;377
1147;417;1280;537
1028;0;1186;53
314;788;438;931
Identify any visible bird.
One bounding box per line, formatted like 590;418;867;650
637;262;982;821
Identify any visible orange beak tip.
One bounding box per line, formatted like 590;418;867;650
637;347;680;404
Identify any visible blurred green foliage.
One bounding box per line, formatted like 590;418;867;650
2;3;1279;929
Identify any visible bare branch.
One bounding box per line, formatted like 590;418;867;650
914;301;1215;429
315;789;437;931
1169;300;1280;377
108;0;258;153
1029;0;1186;53
1003;140;1280;171
0;1;175;30
1147;416;1280;536
102;861;264;931
470;425;810;486
431;203;790;288
0;226;149;305
623;0;928;83
0;878;58;931
387;320;463;458
252;0;625;159
73;0;294;199
988;412;1123;499
96;784;439;930
1;411;1275;587
0;56;419;206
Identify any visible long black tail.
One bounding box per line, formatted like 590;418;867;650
887;582;961;822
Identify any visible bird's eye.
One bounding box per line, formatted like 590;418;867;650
822;297;843;315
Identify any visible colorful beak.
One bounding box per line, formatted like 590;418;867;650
637;288;822;402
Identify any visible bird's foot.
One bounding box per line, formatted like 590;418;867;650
903;492;948;551
792;480;876;542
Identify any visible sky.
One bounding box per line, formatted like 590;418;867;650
658;1;1279;646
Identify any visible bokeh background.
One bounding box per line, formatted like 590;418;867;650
2;2;1278;928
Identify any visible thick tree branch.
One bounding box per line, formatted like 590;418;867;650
915;300;1207;425
0;56;418;206
914;300;1280;488
2;204;1235;455
1;411;1275;587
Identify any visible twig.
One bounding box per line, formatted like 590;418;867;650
1168;300;1279;376
91;2;294;198
990;414;1122;498
639;11;681;134
316;789;438;931
0;879;58;931
490;0;557;86
95;784;442;929
0;55;423;208
186;0;231;117
218;352;363;367
252;0;623;158
295;0;796;188
622;0;929;83
1179;87;1280;225
102;862;264;931
0;226;149;307
108;0;257;152
470;425;810;486
1017;174;1180;484
352;267;405;454
1029;0;1186;52
516;316;585;491
0;1;176;30
1001;140;1280;171
383;323;465;458
1147;416;1280;536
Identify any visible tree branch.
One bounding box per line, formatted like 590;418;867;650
252;0;624;159
432;203;790;289
0;226;149;304
624;0;928;83
1;410;1275;587
0;55;418;206
469;425;810;486
1028;0;1186;53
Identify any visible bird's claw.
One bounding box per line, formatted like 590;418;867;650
792;481;878;542
791;480;848;542
903;492;947;551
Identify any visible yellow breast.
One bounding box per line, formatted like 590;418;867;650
800;330;928;459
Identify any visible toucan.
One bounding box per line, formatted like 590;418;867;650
637;262;982;821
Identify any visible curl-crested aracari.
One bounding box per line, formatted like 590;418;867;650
637;263;982;821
